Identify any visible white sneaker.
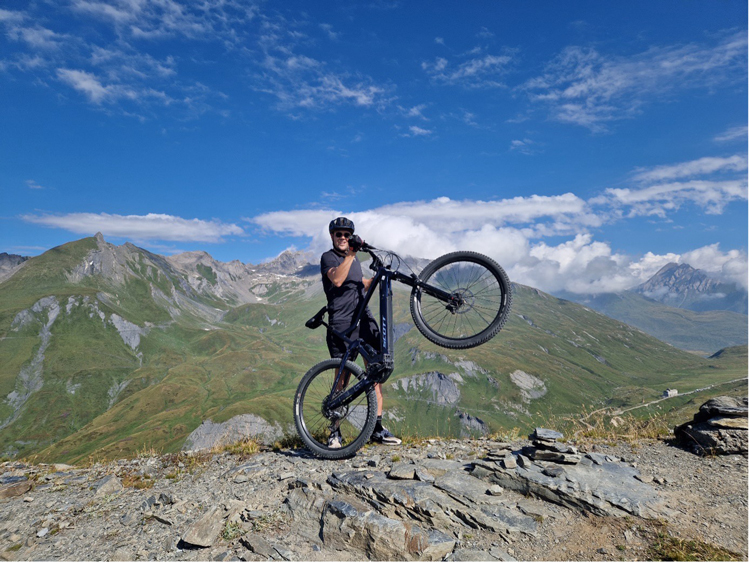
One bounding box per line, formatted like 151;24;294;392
327;431;342;449
371;428;402;445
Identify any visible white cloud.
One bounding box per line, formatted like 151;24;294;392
319;23;338;40
632;155;748;183
714;125;748;143
21;213;244;243
57;68;114;104
592;153;749;217
71;0;258;41
403;125;432;137
422;50;514;88
0;9;25;23
522;31;747;130
509;138;540;155
601;179;747;217
250;184;747;295
25;180;44;190
254;21;392;111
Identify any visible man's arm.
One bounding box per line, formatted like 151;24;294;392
326;248;357;288
363;277;372;291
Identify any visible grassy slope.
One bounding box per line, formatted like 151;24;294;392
567;291;747;354
37;284;748;464
2;240;746;463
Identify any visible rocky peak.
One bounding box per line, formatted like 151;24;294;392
256;250;316;276
0;253;29;278
634;262;747;313
637;263;716;295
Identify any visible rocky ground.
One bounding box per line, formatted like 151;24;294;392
0;436;746;562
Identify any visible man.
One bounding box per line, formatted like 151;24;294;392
320;216;401;448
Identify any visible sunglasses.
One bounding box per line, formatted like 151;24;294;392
333;231;352;238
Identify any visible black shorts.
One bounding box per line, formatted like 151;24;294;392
327;316;380;360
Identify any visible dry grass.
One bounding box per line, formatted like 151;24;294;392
136;445;162;459
121;472;155;490
488;427;523;442
540;406;672;447
645;522;743;561
213;437;261;457
273;433;305;451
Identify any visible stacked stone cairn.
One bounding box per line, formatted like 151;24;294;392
521;428;582;473
674;396;748;456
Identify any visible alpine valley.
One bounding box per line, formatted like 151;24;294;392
0;235;746;463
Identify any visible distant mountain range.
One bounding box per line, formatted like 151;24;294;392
556;263;747;355
0;235;746;463
635;262;747;314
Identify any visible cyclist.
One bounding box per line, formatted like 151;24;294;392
320;217;401;448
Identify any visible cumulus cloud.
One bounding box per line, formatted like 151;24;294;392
250;184;747;295
522;31;747;130
21;212;244;243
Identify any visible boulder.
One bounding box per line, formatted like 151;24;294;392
708;417;748;429
479;455;665;518
93;475;123;497
182;413;283;450
322;499;454;561
697;396;748;420
389;463;416;480
674;396;748;455
0;480;32;500
530;428;564;442
181;506;225;548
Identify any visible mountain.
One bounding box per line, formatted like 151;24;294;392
635;262;748;314
557;290;748;355
0;235;746;463
0;252;29;283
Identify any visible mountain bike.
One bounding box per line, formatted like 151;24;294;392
293;244;512;459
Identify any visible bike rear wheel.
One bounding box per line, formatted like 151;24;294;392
294;359;378;459
410;251;512;349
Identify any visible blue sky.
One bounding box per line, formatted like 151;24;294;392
1;0;747;294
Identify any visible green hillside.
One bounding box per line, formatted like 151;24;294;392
1;236;746;463
560;290;748;355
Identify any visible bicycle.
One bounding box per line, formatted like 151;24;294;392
293;243;512;459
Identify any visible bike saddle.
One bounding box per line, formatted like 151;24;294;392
305;306;328;329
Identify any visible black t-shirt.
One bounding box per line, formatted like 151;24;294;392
320;249;372;329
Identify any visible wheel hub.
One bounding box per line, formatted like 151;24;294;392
448;288;474;314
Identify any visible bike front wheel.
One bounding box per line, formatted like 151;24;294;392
410;251;512;349
293;359;378;459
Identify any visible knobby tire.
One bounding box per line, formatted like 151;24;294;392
410;251;512;349
293;359;378;459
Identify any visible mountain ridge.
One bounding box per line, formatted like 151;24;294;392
634;262;747;314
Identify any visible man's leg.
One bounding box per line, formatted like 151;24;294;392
374;383;383;415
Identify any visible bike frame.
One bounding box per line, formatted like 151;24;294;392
314;249;458;413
